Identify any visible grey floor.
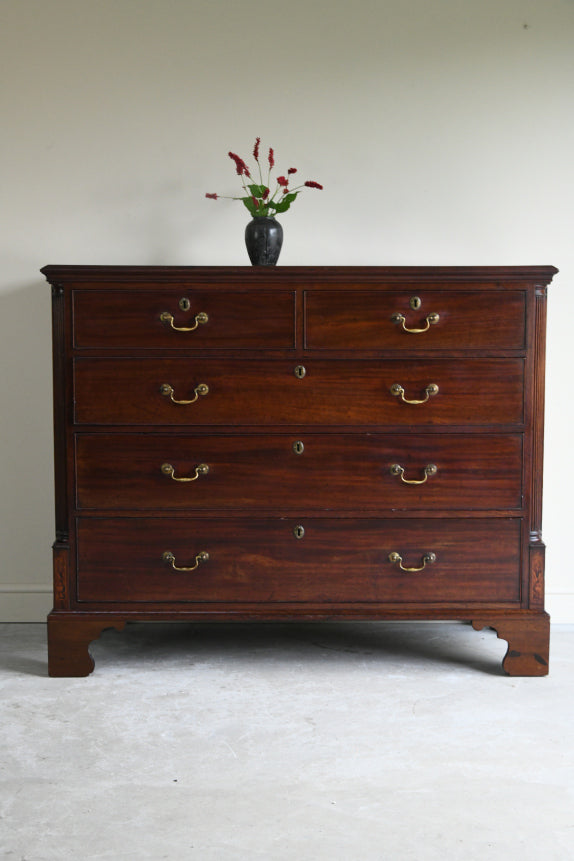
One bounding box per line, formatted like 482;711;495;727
1;621;573;860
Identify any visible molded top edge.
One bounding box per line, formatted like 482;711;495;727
41;264;559;285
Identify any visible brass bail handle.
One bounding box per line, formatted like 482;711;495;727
391;312;439;334
388;551;437;573
390;463;438;485
160;310;209;332
390;383;439;405
160;382;209;405
162;550;210;572
161;463;210;482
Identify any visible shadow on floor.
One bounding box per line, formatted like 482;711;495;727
0;621;508;677
89;620;507;677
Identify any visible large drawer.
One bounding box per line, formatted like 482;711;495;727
73;289;296;349
73;358;524;426
75;433;523;511
76;517;522;604
305;290;526;350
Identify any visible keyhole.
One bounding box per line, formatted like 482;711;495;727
292;440;305;455
293;524;305;539
179;297;191;312
294;365;306;379
409;296;422;311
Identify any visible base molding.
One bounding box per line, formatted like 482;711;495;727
46;609;552;677
2;593;569;625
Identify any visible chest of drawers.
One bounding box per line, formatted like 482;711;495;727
42;265;556;676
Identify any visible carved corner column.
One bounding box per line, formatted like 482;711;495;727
529;285;548;609
49;281;73;619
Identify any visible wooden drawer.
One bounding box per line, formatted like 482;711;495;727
75;433;523;511
76;517;521;604
305;290;526;349
73;358;524;426
73;289;296;348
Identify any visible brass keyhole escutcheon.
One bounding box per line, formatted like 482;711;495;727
179;297;191;312
409;296;422;311
293;440;305;455
294;365;306;379
293;524;305;539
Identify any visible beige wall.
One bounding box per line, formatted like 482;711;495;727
1;0;573;621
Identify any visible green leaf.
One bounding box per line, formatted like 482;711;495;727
242;197;258;217
248;184;267;197
272;192;298;214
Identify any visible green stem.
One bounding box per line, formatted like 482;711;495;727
256;155;264;188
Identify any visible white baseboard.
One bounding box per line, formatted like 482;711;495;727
1;587;573;624
546;593;574;625
0;587;52;622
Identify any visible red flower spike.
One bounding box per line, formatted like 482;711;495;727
228;151;250;177
253;137;260;160
251;196;259;209
262;187;270;199
268;148;275;169
277;176;289;187
304;181;323;189
288;167;297;175
205;193;218;199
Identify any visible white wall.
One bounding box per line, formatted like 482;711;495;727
1;0;573;621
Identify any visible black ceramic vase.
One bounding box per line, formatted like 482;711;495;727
244;216;283;266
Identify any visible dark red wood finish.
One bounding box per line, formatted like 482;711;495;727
73;357;524;426
305;290;526;349
75;432;523;511
42;265;557;676
76;517;521;604
73;289;296;349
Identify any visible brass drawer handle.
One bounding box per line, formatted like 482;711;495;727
161;462;210;482
390;463;438;485
391;312;439;333
388;551;436;573
160;382;209;405
390;382;439;404
160;310;209;332
162;550;209;571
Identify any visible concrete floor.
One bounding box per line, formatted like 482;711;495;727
0;621;573;860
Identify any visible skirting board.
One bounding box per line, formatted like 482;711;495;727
0;588;52;623
1;588;573;625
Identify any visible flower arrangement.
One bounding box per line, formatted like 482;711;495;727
206;137;323;218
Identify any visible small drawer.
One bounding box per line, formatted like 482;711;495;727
305;290;526;350
76;432;524;512
73;289;296;349
76;517;521;604
73;358;524;427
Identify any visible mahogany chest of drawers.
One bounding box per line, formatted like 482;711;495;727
42;265;557;676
